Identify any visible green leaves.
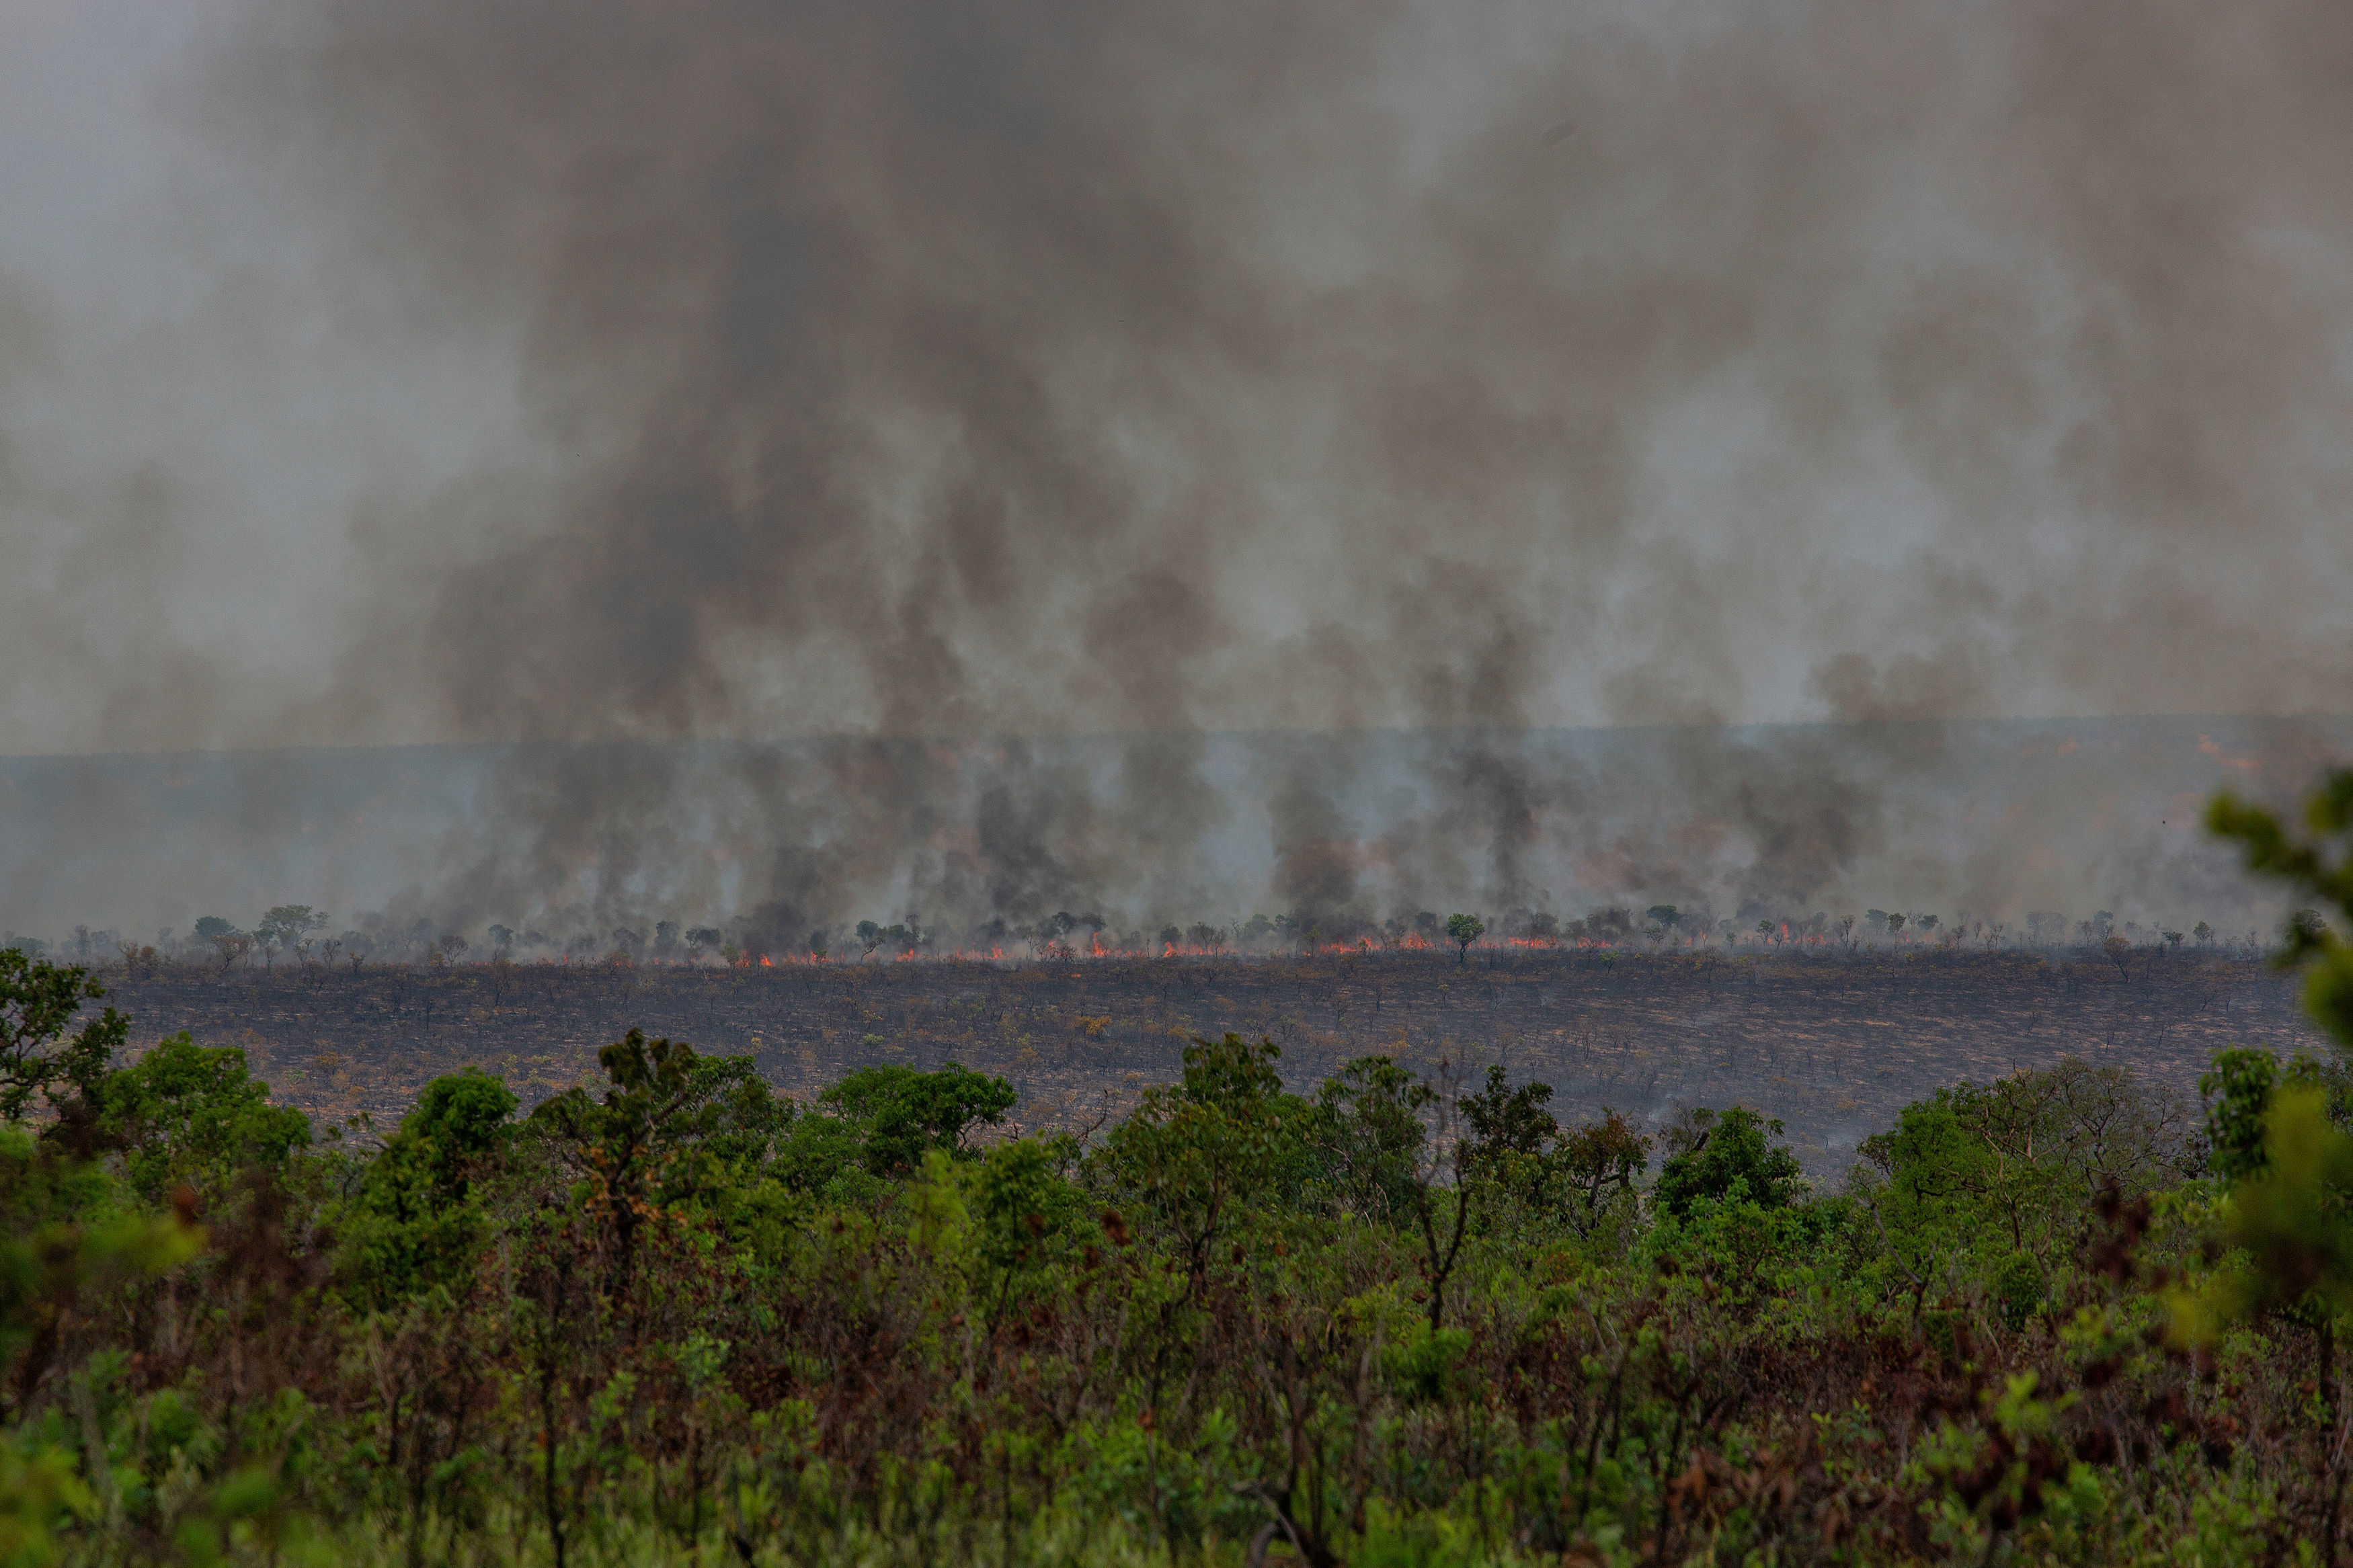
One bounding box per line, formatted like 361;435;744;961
1457;1067;1647;1233
0;949;126;1124
2169;1084;2353;1351
1310;1057;1435;1222
402;1070;519;1184
343;1069;518;1307
1460;1065;1556;1159
2210;770;2353;1050
0;1432;97;1567
91;1034;310;1205
2200;1046;2346;1186
817;1063;1016;1176
949;1136;1099;1332
1097;1037;1308;1243
1852;1059;2197;1314
1380;1321;1473;1404
973;1137;1089;1280
0;1126;202;1385
2161;770;2353;1349
1653;1107;1803;1219
2217;1088;2353;1312
532;1032;789;1190
1441;913;1484;964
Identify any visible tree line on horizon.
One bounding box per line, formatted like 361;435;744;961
0;900;2292;979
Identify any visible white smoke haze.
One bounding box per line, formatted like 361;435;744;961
0;0;2348;938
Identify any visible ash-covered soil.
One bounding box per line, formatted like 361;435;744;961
101;948;2323;1171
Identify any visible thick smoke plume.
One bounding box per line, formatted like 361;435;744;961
3;0;2351;937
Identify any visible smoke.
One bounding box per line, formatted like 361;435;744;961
2;0;2351;934
0;718;2341;942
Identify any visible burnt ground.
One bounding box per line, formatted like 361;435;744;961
98;948;2329;1173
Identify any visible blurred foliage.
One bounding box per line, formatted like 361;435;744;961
2211;768;2353;1048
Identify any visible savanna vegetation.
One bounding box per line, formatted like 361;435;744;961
1;776;2352;1565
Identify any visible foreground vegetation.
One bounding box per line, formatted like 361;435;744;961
2;776;2352;1565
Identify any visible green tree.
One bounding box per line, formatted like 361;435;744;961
1461;1066;1556;1157
1443;913;1484;966
89;1033;311;1203
817;1062;1016;1176
0;950;124;1122
526;1030;795;1290
1096;1034;1311;1297
973;1136;1093;1327
1652;1106;1804;1219
345;1069;519;1307
1554;1110;1649;1236
1310;1056;1437;1222
1310;1055;1480;1329
1458;1065;1579;1210
1857;1060;2196;1270
2169;1083;2353;1369
0;1122;200;1553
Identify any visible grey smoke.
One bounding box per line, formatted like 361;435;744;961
1;0;2350;935
0;719;2339;942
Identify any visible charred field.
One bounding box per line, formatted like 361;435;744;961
104;945;2325;1172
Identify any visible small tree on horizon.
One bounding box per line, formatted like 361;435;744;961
1444;912;1485;966
257;905;327;970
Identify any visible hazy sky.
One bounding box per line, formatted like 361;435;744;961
2;2;2349;935
1;1;516;755
5;0;2349;764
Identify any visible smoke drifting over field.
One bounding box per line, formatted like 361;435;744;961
0;718;2341;950
2;1;2351;936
